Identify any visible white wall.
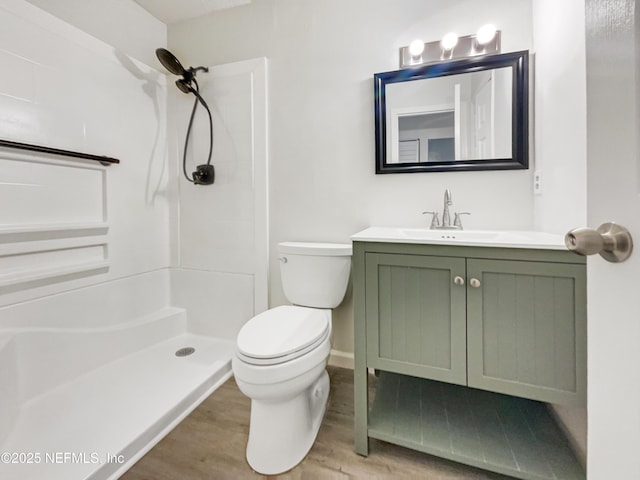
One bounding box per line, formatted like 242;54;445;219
23;0;166;66
531;0;588;466
0;0;172;308
532;0;587;234
169;0;534;353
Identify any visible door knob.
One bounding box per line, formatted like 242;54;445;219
469;278;481;288
453;276;465;286
565;222;633;263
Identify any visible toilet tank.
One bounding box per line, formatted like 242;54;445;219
278;242;352;309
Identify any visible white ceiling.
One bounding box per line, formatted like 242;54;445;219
134;0;250;24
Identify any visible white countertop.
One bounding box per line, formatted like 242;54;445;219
351;227;568;250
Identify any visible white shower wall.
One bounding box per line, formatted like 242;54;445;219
170;58;269;339
0;0;172;310
1;0;266;348
23;0;166;67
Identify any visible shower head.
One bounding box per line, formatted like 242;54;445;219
175;78;193;94
155;48;186;76
156;48;210;95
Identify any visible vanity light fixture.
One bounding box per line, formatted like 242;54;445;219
441;32;459;50
473;23;498;55
408;39;425;57
399;24;501;68
440;32;459;60
476;24;497;45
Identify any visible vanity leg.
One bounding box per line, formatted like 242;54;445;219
353;242;369;456
354;365;369;456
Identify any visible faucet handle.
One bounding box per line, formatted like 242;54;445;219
453;212;470;229
422;211;440;229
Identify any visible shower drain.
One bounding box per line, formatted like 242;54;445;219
175;347;195;357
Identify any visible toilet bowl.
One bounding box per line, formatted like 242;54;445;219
232;242;352;475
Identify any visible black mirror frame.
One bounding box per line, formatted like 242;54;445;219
374;50;529;174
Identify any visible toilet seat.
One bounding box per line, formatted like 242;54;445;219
236;306;330;366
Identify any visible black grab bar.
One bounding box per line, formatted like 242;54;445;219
0;139;120;166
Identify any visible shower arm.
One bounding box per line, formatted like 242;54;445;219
190;66;209;74
182;65;209;84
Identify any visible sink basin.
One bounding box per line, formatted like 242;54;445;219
351;227;567;250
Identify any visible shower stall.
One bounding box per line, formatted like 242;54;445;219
0;1;267;479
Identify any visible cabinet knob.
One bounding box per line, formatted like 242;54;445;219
469;278;481;288
453;276;465;286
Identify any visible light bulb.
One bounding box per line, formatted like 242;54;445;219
441;32;458;51
476;24;497;45
409;39;425;57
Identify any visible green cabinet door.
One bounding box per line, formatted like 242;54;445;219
365;252;467;385
466;258;587;406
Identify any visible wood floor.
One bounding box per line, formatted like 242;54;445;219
121;366;511;479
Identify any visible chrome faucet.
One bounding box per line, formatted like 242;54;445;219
423;189;470;230
441;189;452;228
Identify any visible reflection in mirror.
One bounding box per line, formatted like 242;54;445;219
397;111;454;163
389;68;512;163
375;51;528;173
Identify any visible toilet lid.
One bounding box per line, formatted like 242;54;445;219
236;305;330;364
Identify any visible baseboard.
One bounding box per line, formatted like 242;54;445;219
328;349;354;369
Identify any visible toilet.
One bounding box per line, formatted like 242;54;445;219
232;241;352;475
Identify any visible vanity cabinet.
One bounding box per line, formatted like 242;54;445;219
353;240;586;480
466;258;586;404
365;253;467;385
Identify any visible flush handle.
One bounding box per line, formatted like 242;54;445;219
565;222;633;263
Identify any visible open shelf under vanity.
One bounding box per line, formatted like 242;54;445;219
369;372;585;480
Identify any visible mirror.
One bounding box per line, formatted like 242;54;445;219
374;50;529;173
